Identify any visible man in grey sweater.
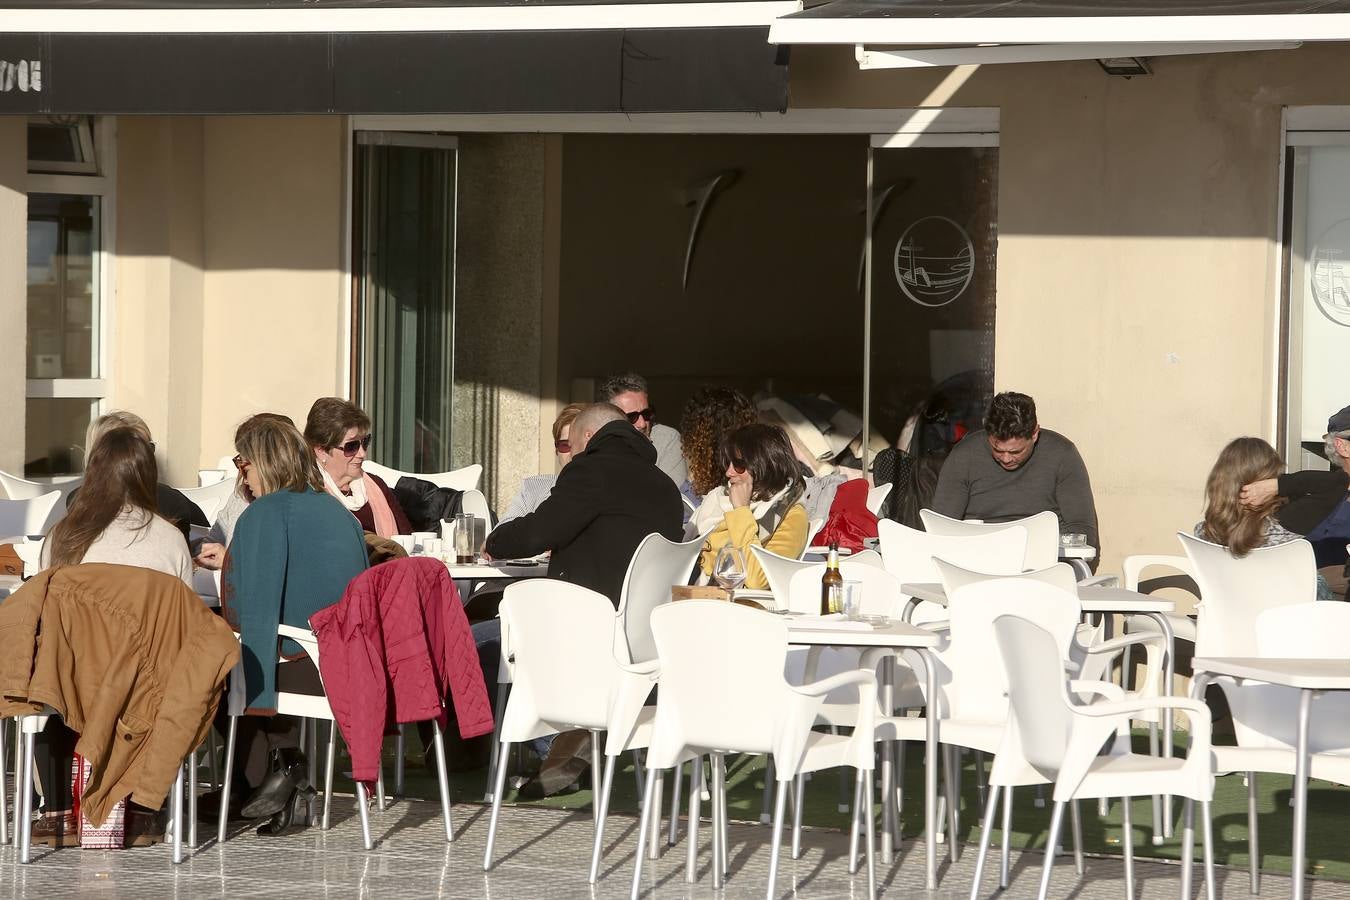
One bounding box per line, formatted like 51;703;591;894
931;391;1100;559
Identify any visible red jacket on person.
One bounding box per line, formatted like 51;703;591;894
310;557;493;782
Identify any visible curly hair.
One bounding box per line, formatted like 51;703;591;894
680;387;758;497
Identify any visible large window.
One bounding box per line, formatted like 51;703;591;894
25;117;110;477
352;132;458;474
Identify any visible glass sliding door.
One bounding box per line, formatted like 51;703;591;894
353;132;457;474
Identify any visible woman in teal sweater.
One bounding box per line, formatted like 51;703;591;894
220;415;367;831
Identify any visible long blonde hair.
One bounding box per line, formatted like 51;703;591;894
1200;437;1286;557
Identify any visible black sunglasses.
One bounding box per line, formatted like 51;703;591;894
625;408;655;425
333;434;373;457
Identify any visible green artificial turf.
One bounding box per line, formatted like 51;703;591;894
341;729;1350;881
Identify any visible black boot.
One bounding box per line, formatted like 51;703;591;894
256;784;317;837
241;748;309;820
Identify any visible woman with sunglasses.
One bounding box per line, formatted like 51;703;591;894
691;423;809;590
499;403;587;524
304;397;412;538
216;415;368;831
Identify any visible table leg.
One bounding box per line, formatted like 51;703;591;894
1180;672;1213;900
881;655;895;865
1146;612;1175;839
1292;688;1312;900
922;648;938;891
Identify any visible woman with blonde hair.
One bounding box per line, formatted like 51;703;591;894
1195;437;1295;557
219;414;368;831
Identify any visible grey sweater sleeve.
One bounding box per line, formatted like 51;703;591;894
930;444;972;521
1054;443;1100;554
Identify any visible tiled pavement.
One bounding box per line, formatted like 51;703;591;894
2;795;1348;899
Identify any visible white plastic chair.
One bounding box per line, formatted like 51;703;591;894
176;479;236;525
630;600;878;900
876;519;1027;624
981;608;1216;900
484;581;648;872
749;545;812;610
1180;532;1342;893
0;471;81;505
919;508;1060;571
197;469;228;487
461;489;494;537
866;483;892;517
0;492;61;539
362;460;483;492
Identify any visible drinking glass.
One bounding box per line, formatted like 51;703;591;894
454;513;476;564
842;581;863;621
712;545;747;595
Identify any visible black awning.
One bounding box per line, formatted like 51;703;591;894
784;0;1350;20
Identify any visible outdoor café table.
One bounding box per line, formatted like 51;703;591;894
899;581;1180;839
785;615;944;889
1189;657;1350;900
445;559;549;580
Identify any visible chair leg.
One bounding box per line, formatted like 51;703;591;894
849;770;865;875
630;768;660;900
766;778;789;900
974;750;988;807
633;750;645;809
483;682;509;803
759;754;774;824
590;730;603;832
322;721;337;831
217;714;238;846
375;760;386;812
589;754;618;883
188;748;199;849
18;725;35;864
1247;772;1260;894
719;755;731;879
893;739;906;841
1070;798;1085;876
1149;724;1164;846
207;728;220;791
791;771;806;860
970;780;1000;900
864;768;878;900
0;718;9;846
1002;785;1015;887
171;762;185;864
1180;797;1196;900
944;745;962;862
711;754;725;888
685;756;703;884
647;769;664;860
1036;801;1065;900
429;720;455;842
354;780;373;851
1200;800;1217;900
668;760;683;847
307;719;318;796
1122;795;1136;900
483;740;512;871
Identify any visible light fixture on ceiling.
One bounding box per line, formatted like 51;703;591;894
1097;56;1151;77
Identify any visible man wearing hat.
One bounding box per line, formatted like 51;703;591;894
1242;404;1350;571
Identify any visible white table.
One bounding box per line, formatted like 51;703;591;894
1189;657;1350;900
446;560;549;580
787;617;943;890
899;581;1180;839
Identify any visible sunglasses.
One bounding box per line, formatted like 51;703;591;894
729;457;748;475
232;454;250;472
554;439;572;454
625;408;655;425
332;434;373;457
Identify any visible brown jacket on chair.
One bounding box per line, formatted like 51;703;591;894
0;564;239;825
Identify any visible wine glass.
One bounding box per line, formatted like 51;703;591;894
712;545;747;596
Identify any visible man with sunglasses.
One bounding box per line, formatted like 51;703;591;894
600;372;688;488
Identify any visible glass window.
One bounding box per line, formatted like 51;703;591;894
353;133;457;473
27;116;98;175
27;194;99;380
25;398;99;477
1283;146;1350;471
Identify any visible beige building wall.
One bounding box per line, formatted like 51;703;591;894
787;44;1344;572
0;118;26;475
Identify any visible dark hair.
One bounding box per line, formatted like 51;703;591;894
304;397;372;451
599;372;648;400
984;392;1038;441
47;427;159;567
721;424;802;501
680;387;759;497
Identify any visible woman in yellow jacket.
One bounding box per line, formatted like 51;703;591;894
692;423;809;589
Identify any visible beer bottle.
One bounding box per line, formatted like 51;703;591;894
820;542;843;615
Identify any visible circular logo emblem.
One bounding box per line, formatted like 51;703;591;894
893;215;975;308
1311;218;1350;328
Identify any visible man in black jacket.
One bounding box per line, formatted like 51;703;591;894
485;402;684;607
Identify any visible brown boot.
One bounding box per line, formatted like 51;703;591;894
519;730;593;799
29;810;79;847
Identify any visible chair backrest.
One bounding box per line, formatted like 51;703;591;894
1179;532;1317;658
0;473;79;532
942;575;1081;722
197;469;228;487
0;492;61;538
615;530;707;665
648;600;789;762
805;518;825;554
1255;602;1350;658
749;545;813;609
499;580;618;733
848;548;884;567
934;557;1078;597
177;478;237;524
919;508;1060;570
785;561;905;616
991;613;1077;778
878;518;1028;586
363;460;483;492
866;483;893;516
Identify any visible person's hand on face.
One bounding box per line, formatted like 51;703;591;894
195;542;226;571
1239;478;1279;510
726;455;753;508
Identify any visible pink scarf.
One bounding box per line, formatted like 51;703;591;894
322;468;400;538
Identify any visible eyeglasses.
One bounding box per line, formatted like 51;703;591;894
554;439;572;454
332;434;373;457
232;455;250;472
625;408;655;425
729;457;748;475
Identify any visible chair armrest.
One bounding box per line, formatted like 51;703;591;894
1074;695;1210;722
617;659;660;679
1067;679;1125;702
1084;633;1167;656
792;668;877;699
1077;574;1118;588
277;624;314;641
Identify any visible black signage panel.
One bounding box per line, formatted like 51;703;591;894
0;34;46;114
621;27;787;113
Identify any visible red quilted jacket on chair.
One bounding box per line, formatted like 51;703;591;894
310;557;493;782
